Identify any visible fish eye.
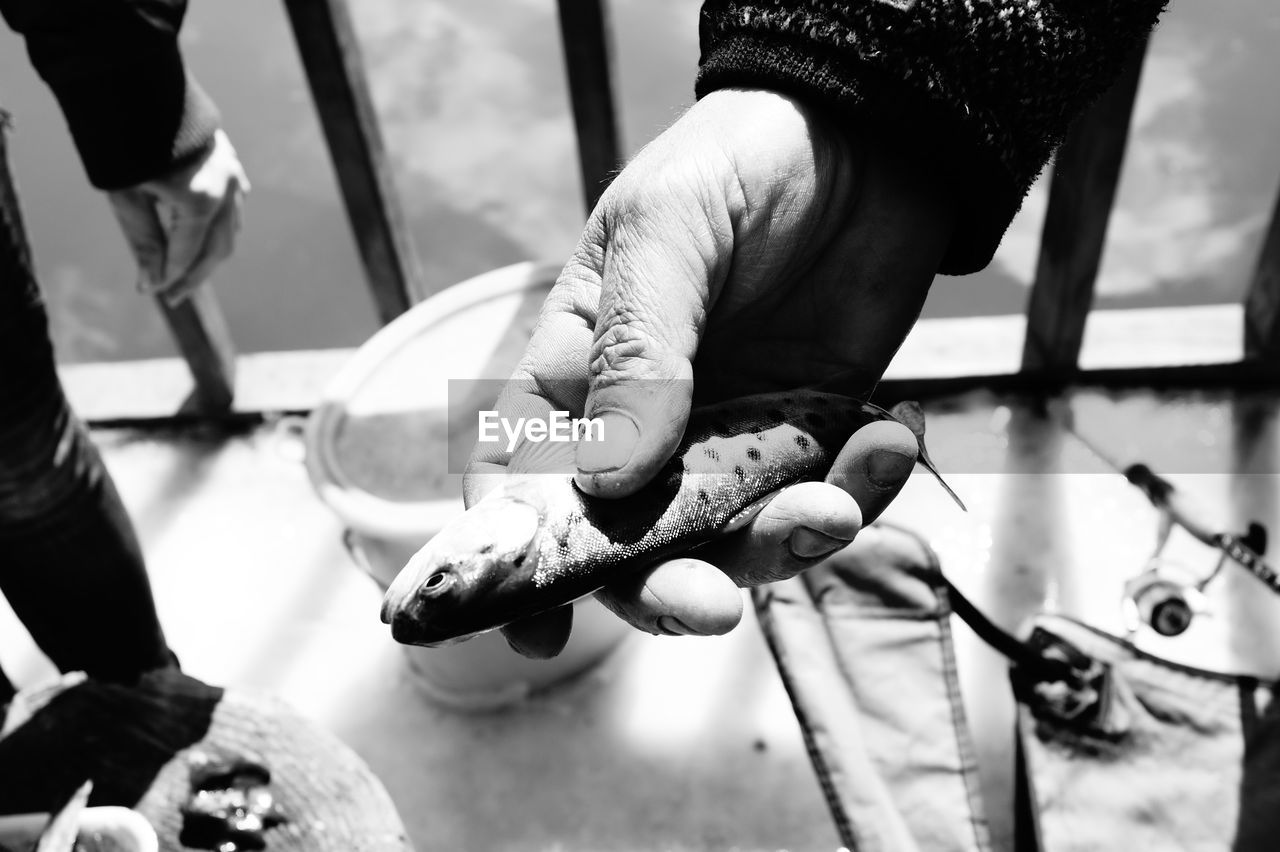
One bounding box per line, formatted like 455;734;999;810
418;571;454;599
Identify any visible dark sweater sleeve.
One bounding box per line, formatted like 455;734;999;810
695;0;1169;274
0;0;220;191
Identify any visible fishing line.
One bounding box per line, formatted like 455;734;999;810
1043;396;1277;596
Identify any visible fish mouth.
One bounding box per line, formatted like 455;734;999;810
382;585;459;646
380;567;456;639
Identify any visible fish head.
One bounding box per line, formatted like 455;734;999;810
380;495;542;646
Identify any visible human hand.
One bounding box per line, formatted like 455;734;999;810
107;128;250;307
467;88;958;657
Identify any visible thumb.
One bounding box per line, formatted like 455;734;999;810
107;191;166;288
573;192;728;498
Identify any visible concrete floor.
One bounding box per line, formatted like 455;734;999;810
0;418;840;852
881;387;1280;852
2;387;1278;852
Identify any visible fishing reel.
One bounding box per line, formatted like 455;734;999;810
1122;564;1207;637
1121;514;1268;638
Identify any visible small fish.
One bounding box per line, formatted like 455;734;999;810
381;391;964;646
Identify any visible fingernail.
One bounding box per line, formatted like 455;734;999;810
867;449;915;488
576;410;640;473
788;526;851;560
656;615;703;637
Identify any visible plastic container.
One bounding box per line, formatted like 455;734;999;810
304;262;629;710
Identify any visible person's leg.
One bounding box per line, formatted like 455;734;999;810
0;116;174;685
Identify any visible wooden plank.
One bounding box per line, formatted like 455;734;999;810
62;348;355;422
60;302;1252;423
1244;184;1280;359
556;0;622;215
284;0;425;322
889;303;1245;382
156;284;237;414
66;354;1280;430
1021;43;1149;374
876;360;1280;407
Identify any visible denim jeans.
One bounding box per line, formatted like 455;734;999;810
0;115;171;695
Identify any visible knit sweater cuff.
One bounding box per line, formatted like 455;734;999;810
44;48;220;191
696;33;1014;275
695;1;1167;275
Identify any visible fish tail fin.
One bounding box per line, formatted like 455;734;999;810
888;400;967;512
917;450;967;512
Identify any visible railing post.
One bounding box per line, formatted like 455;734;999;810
284;0;425;323
1244;182;1280;360
156;286;237;413
1021;42;1149;376
556;0;622;216
2;112;236;414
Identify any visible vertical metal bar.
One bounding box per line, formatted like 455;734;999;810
1021;43;1149;375
157;286;237;413
1244;184;1280;360
556;0;622;216
284;0;425;322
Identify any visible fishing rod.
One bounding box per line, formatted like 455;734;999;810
1045;398;1276;596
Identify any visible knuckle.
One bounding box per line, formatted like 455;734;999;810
589;322;661;387
548;257;601;314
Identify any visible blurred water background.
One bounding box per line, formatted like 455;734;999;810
1;0;1277;364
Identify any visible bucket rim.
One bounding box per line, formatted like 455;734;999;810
303;260;562;541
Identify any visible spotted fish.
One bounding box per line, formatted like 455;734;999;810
380;391;963;646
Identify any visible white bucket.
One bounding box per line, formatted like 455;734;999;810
304;262;629;710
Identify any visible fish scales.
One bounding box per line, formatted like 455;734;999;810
520;393;864;588
381;390;958;646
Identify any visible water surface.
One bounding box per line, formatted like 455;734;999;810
1;1;1276;363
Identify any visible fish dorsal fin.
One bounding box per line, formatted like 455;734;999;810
889;401;927;440
889;400;967;512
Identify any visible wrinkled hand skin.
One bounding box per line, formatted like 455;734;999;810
465;88;959;659
107;128;250;307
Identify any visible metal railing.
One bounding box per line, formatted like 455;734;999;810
154;1;1280;412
